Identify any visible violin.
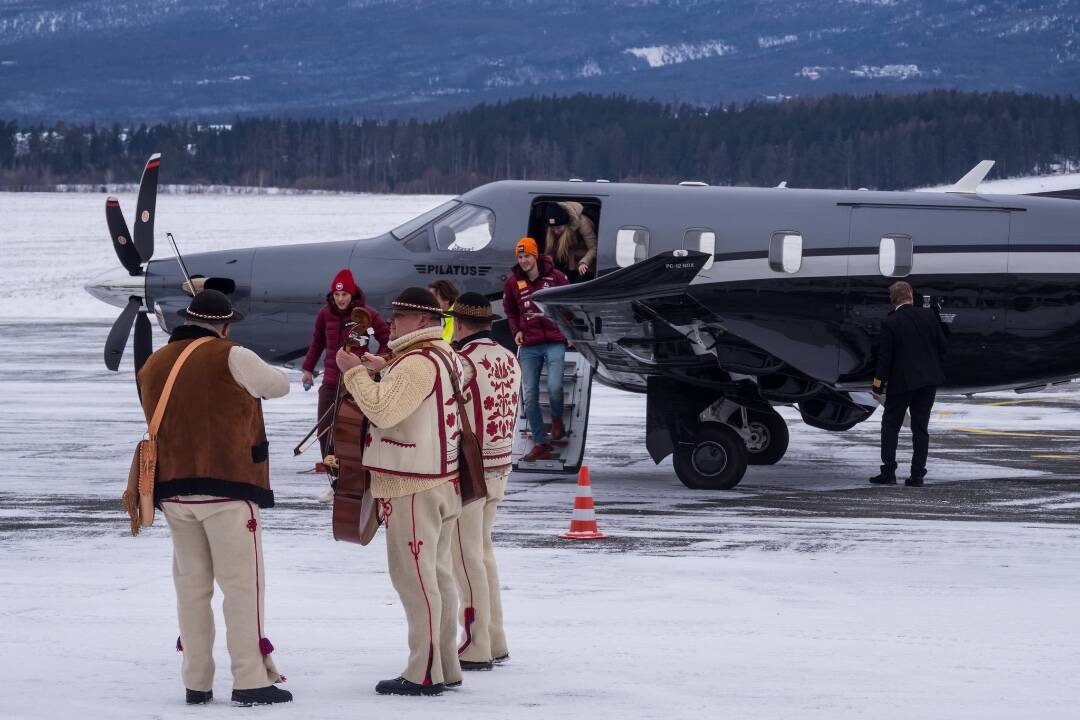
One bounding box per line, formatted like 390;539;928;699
328;307;380;545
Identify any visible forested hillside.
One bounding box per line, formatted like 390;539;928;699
3;92;1079;192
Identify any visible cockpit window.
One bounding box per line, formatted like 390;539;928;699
391;200;461;240
432;204;495;252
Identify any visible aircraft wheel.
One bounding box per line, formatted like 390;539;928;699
744;410;789;466
673;422;748;490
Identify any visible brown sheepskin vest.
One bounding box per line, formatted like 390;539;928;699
137;335;273;507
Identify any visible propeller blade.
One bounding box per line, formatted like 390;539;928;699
133;153;161;263
133;312;153;374
105;197;142;275
105;296;141;371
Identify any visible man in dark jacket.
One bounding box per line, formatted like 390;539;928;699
502;237;569;461
870;281;949;486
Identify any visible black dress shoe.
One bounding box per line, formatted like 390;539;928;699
869;472;897;485
445;680;463;689
375;677;445;696
493;653;510;665
231;685;292;706
186;689;213;705
906;475;926;487
460;660;494;671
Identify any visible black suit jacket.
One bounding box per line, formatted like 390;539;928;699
873;304;948;394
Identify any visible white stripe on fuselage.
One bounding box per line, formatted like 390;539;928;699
691;251;1080;284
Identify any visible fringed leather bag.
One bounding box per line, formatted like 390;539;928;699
123;337;214;535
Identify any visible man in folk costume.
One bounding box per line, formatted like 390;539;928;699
447;293;521;670
337;287;465;696
137;290;292;706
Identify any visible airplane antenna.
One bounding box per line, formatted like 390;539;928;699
166;232;196;294
947;160;995;194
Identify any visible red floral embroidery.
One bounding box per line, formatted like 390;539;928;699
446;412;457;428
246;518;258;533
380;499;393;529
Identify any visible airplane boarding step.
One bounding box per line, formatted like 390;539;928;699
513;350;593;473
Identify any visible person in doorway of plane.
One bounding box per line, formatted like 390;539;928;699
502;237;569;462
428;279;460;343
870;280;949;487
301;268;389;501
542;201;597;282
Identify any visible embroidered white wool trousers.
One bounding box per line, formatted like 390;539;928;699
452;467;510;662
162;496;281;692
383;481;463;686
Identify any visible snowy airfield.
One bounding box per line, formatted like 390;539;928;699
3;191;1080;718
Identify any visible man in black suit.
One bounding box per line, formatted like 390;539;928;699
870;281;949;487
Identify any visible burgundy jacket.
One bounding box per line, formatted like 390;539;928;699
502;255;569;346
302;292;390;386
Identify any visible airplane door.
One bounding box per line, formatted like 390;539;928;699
844;207;1009;387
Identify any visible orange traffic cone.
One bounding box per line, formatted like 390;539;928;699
561;466;605;540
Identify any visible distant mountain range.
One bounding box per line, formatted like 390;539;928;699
2;0;1079;121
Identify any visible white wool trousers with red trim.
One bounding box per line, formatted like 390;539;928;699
162;495;281;692
452;467;510;662
383;481;462;686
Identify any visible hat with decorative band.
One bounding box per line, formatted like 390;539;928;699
177;289;244;322
445;292;493;320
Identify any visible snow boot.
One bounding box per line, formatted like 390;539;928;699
231;685;292;706
375;677;445;696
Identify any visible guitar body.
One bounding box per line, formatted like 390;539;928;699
331;392;378;545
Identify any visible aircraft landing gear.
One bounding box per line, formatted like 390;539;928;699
744;409;789;466
673;422;748;490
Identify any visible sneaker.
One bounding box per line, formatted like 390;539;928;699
231;685;292;706
522;443;554;462
550;418;565;441
869;472;897;485
316;484;335;504
492;653;510;665
460;660;494;671
186;689;213;705
375;677;445;696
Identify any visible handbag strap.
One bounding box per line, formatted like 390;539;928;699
148;336;215;436
423;344;476;438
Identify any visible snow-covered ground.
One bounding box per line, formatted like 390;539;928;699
3;192;1080;718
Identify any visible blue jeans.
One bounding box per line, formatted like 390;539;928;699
518;342;565;446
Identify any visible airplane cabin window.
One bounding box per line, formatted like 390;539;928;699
391;199;460;240
432;204;495;252
616;226;650;267
685;229;716;269
879;235;913;277
769;232;802;274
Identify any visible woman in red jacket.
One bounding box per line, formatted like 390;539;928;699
301;269;390;471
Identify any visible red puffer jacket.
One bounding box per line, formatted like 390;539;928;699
502;255;569;346
302;293;390;386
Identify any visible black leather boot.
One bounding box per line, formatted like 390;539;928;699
869;471;897;485
231;685;292;706
460;660;494;671
186;689;213;705
375;677;445;696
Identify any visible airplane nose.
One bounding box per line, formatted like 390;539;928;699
85;266;146;309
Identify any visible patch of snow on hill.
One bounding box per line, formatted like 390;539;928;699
850;63;922;79
758;34;797;49
625;40;736;68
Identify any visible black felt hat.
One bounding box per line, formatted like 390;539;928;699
391;287;444;316
177;289;244;322
445;292;493;320
542;202;570;227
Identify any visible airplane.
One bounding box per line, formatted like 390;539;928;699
87;155;1080;490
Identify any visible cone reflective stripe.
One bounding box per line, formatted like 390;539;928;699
561;466;605;540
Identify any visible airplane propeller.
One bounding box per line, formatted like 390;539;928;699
101;153;161;373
